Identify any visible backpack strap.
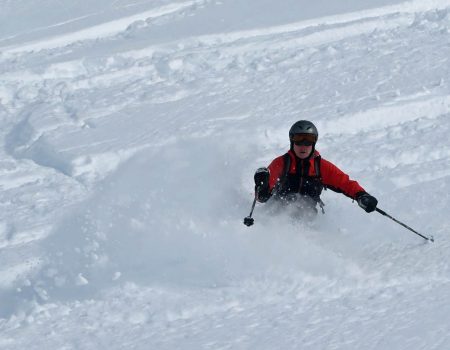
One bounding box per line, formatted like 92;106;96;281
313;155;326;214
281;152;291;188
314;155;322;179
274;152;291;194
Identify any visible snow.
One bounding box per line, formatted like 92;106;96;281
2;1;200;54
1;0;450;348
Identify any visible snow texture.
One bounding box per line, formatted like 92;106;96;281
1;0;450;349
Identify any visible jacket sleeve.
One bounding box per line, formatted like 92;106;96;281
320;158;365;199
267;155;286;191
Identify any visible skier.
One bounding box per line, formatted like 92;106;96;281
254;120;378;216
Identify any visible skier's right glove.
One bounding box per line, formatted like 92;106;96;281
356;192;378;213
254;167;271;203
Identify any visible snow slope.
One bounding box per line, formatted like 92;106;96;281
1;0;450;348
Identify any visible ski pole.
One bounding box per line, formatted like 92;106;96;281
243;188;259;227
376;208;434;242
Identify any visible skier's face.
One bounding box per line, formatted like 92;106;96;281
293;144;313;159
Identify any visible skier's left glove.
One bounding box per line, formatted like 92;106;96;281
254;167;271;203
356;192;378;213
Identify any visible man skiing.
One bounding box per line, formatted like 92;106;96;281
254;120;378;216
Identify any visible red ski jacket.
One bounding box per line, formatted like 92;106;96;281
267;149;365;199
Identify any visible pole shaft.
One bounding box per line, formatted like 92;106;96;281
248;195;257;218
376;208;433;242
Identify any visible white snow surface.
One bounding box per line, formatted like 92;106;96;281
1;0;450;348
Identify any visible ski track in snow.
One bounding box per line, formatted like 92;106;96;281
1;0;450;348
1;0;204;55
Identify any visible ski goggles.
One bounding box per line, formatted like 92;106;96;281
291;133;317;146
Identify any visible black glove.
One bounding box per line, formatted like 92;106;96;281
254;167;270;202
356;192;378;213
254;167;269;187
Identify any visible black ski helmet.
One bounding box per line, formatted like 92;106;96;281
289;120;318;155
289;120;319;141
